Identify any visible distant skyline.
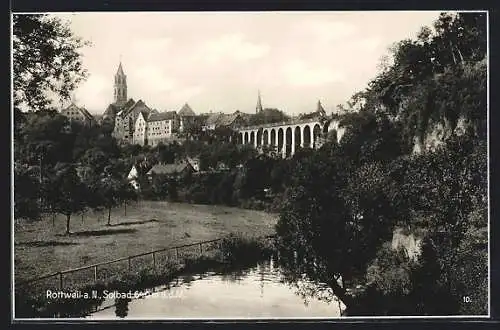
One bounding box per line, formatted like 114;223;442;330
51;11;444;115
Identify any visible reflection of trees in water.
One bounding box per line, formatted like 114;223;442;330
220;268;250;283
276;250;342;314
181;274;196;287
114;298;131;318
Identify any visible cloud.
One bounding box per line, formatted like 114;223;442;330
282;60;344;87
48;12;443;115
199;33;270;63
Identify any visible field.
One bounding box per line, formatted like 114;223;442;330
14;201;278;282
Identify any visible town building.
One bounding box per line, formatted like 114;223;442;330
178;103;197;133
202;111;246;131
146;111;179;146
186;157;200;171
113;99;153;143
60;102;95;126
146;161;195;180
105;62;200;146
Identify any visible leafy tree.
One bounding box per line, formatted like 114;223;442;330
46;163;87;234
14;166;42;220
150;174;170;200
97;176;124;226
17;109;72;165
119;180;138;215
13;14;90;110
248;108;290;126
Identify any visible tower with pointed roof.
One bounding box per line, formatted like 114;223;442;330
114;62;127;106
256;90;263;114
317;100;326;116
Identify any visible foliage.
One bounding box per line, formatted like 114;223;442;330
248;108;290;126
45;163;88;234
13;14;90;110
14;166;42;220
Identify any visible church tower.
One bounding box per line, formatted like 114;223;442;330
256;90;263;113
317;100;326;116
114;62;127;106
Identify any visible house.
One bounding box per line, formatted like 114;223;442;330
113;99;152;143
178;103;197;133
127;165;141;190
132;111;150;145
61;103;96;127
202;112;223;131
202;111;246;131
127;162;154;190
146;111;179;146
186;157;200;172
146;161;195;180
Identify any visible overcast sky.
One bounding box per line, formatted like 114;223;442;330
53;11;444;115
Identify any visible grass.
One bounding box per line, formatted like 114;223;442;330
14;200;278;283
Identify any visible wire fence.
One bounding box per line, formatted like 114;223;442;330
15;238;224;297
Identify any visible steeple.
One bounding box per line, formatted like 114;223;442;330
117;62;125;76
256;90;263;113
317;100;326;116
114;60;127;106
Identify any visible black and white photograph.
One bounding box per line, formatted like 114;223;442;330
12;10;489;320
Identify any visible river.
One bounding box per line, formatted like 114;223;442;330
88;257;345;319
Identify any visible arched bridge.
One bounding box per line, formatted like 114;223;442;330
236;117;344;158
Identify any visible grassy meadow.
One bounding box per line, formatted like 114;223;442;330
14;201;278;283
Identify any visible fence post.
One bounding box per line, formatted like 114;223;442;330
128;257;132;272
59;272;63;290
94;265;98;282
199;243;203;256
175;247;179;259
152;252;156;272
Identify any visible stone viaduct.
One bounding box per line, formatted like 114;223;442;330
236;117;344;158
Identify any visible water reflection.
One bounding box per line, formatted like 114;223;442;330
89;256;345;319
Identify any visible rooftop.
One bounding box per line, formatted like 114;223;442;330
178;103;196;117
147;162;193;175
148;111;177;122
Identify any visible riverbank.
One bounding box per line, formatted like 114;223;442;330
15;234;276;318
15;201;278;282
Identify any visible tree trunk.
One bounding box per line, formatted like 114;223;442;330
449;41;457;65
327;277;355;311
107;207;111;226
65;214;71;235
456;45;465;64
124;202;127;216
81;212;84;224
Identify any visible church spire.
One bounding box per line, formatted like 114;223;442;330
116;61;125;76
256;90;263;113
114;60;127;106
317;100;326;114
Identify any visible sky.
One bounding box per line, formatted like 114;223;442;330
53;11;444;116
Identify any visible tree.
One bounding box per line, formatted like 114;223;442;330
17;109;72;166
97;176;124;226
248;108;290;126
14;166;42;220
46;163;87;234
119;180;138;215
150;174;170;200
13;14;90;110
